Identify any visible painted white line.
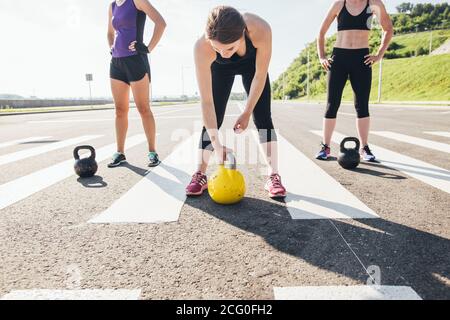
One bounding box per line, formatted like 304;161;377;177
236;102;377;220
441;111;450;115
340;112;355;117
27;107;199;124
278;134;378;220
311;130;450;194
372;131;450;154
1;289;141;300
0;135;103;166
0;136;52;149
0;134;147;210
89;134;198;224
424;131;450;138
28;118;141;124
273;286;422;300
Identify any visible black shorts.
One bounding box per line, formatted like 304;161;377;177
110;54;151;85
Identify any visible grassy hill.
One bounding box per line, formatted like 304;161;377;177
308;54;450;102
273;29;450;102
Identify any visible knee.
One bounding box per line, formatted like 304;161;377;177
356;105;370;119
115;105;129;118
325;103;339;119
137;105;152;117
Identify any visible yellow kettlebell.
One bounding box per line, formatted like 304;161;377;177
208;153;246;205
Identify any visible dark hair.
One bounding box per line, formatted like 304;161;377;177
205;6;246;44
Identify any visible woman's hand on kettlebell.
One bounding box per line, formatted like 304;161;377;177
214;144;234;164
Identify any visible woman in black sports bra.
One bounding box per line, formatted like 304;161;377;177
316;0;393;162
185;6;287;199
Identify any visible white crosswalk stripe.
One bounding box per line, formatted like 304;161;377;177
1;289;141;300
311;131;450;194
277;134;378;220
89;134;198;224
0;135;103;166
0;136;52;149
273;286;422;300
424;131;450;138
0;134;147;210
372;131;450;153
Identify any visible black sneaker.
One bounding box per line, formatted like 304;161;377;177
148;152;161;168
360;145;376;162
108;152;127;168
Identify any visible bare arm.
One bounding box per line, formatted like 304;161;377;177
373;0;394;58
134;0;166;52
242;16;272;116
107;4;115;50
194;39;222;149
317;1;341;70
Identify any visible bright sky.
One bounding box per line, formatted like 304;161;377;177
0;0;447;99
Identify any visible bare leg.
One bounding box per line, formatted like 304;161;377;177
323;118;337;146
197;149;213;174
260;141;279;176
110;79;130;153
357;117;371;146
130;74;157;152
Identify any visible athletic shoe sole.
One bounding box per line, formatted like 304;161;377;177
148;160;162;168
186;184;208;197
107;160;127;168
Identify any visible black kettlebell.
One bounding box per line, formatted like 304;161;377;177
74;146;98;178
338;137;361;169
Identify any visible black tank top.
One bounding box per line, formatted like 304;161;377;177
337;0;373;31
214;32;257;65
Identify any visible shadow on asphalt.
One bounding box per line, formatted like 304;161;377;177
19;140;61;144
128;161;449;299
77;175;108;188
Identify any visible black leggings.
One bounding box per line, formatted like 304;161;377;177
325;48;372;119
200;61;277;151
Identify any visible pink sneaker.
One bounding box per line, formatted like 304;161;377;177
186;171;208;196
265;174;287;199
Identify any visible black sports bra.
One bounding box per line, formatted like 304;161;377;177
338;0;373;31
214;32;257;65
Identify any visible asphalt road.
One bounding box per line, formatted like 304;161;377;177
0;102;449;300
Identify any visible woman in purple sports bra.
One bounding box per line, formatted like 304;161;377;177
107;0;166;168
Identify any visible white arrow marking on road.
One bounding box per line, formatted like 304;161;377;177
0;135;103;166
273;286;422;300
424;131;450;138
311;131;450;194
0;136;52;149
372;131;450;154
1;289;141;300
0;134;147;210
89;134;198;224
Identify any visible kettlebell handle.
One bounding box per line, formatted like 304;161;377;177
340;137;360;152
224;152;237;170
73;145;96;161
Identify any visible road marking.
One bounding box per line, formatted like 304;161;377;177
236;102;377;220
277;134;379;220
1;289;141;300
340;112;355;117
424;131;450;138
311;130;450;194
0;135;103;166
372;131;450;154
0;136;52;149
273;286;422;300
0;134;147;210
441;111;450;115
27;107;200;124
89;134;198;224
